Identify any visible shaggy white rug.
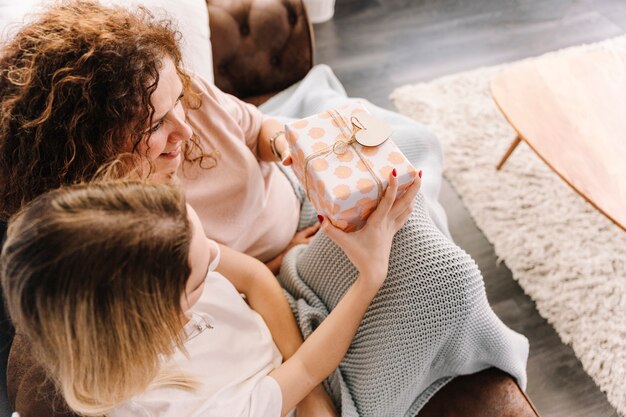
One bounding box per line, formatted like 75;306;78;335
390;36;626;416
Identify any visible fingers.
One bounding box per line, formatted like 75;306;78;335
300;224;321;235
264;255;283;275
400;173;422;202
281;152;293;166
297;223;321;240
317;215;349;248
394;202;413;230
290;223;321;246
389;174;421;220
369;170;399;223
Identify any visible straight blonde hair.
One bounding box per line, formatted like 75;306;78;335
1;181;197;415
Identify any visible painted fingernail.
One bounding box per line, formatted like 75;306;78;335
317;214;324;223
418;170;422;178
392;168;397;177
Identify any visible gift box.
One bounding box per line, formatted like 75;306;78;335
285;102;418;231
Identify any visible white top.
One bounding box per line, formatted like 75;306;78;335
111;241;294;417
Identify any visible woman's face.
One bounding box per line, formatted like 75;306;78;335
137;57;193;176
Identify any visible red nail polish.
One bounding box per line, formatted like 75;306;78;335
392;168;397;177
317;214;324;223
418;170;422;179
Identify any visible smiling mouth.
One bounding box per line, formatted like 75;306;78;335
160;146;181;158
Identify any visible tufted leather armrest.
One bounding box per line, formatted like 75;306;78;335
417;368;541;417
207;0;314;101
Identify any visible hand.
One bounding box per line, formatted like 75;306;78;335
281;152;293;166
278;133;292;166
296;385;339;417
264;223;322;274
319;170;421;285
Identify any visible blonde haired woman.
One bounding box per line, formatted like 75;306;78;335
1;176;415;416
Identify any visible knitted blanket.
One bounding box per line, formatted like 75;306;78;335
262;65;529;417
279;193;528;417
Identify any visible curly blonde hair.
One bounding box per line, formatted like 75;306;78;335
0;0;210;219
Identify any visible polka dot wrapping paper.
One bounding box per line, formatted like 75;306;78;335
286;101;418;231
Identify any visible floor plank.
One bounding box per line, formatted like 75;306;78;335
313;1;623;415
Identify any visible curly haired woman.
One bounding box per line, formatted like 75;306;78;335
0;2;529;417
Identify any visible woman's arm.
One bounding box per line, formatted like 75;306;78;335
216;243;336;416
256;117;291;164
269;270;381;416
216;245;304;361
269;172;421;416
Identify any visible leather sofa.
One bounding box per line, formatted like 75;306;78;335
6;1;540;416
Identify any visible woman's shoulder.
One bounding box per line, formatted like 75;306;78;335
187;73;220;104
187;72;260;116
192;270;240;311
187;73;233;106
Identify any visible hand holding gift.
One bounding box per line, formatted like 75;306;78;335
286;102;420;231
320;169;421;282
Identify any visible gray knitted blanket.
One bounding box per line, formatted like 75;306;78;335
279;193;528;417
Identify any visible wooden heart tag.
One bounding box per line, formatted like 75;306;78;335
352;114;393;147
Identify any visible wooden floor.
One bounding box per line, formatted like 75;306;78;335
312;1;623;416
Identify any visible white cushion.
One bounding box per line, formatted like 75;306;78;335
0;0;214;83
104;0;214;83
0;2;43;41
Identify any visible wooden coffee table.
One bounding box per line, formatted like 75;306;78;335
491;45;626;232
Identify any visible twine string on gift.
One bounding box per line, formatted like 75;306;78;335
303;109;384;206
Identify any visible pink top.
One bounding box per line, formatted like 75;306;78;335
179;76;300;262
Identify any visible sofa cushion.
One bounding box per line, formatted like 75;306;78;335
104;0;214;83
0;2;38;41
208;0;313;99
